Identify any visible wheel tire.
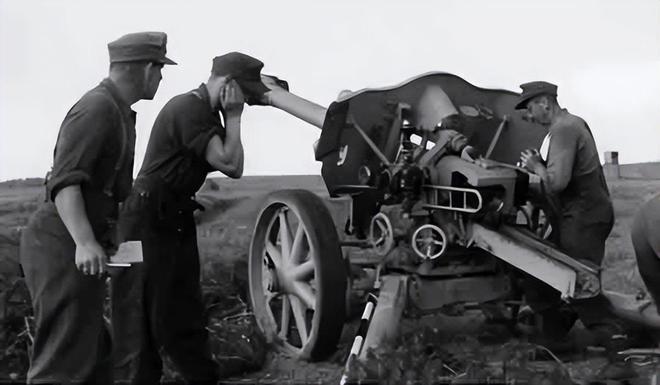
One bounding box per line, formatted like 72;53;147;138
248;189;347;361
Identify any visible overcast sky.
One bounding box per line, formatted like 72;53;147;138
1;0;659;182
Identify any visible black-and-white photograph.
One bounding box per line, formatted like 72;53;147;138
1;0;660;384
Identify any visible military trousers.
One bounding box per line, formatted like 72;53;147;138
111;193;218;385
20;203;112;385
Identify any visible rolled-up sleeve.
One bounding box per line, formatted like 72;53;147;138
545;123;578;194
47;97;113;200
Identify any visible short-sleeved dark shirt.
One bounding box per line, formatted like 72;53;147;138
544;109;602;194
137;83;225;197
46;78;136;236
542;109;613;232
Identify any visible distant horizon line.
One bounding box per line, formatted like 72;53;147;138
4;160;660;184
0;174;325;184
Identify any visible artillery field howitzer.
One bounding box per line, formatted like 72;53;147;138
246;72;660;364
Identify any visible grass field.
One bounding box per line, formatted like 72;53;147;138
1;175;659;383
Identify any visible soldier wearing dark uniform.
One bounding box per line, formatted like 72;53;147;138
515;81;614;336
111;52;273;384
19;32;174;384
516;81;614;266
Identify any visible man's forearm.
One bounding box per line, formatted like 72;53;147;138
224;115;245;174
54;185;97;247
533;164;564;195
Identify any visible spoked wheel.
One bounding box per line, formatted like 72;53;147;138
249;189;347;361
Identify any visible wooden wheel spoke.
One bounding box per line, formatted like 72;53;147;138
290;296;309;342
290;259;315;282
279;210;293;261
265;241;283;269
264;291;279;324
279;296;291;339
290;223;307;265
293;281;316;311
265;291;279;304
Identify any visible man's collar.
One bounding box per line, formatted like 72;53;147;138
195;83;222;113
101;78;134;114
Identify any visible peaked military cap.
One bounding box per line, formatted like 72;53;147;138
514;81;558;110
108;31;176;65
211;52;270;103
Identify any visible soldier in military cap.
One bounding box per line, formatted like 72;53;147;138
111;52;282;384
516;81;613;268
19;31;175;384
514;81;615;336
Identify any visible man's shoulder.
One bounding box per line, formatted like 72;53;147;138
161;89;205;114
71;86;117;116
556;111;588;129
551;112;588;136
151;89;207;137
561;111;587;126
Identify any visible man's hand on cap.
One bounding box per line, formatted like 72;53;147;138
220;80;245;117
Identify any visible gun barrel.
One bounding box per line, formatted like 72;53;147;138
269;90;327;129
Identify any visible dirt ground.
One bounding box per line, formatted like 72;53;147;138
1;176;660;384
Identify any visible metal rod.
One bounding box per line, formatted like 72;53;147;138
485;115;508;159
339;293;378;385
348;116;392;167
268;89;328;129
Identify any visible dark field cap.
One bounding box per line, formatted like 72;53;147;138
514;81;558;110
212;52;269;97
108;31;176;65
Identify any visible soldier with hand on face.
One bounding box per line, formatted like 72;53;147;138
19;31;174;385
111;52;284;384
